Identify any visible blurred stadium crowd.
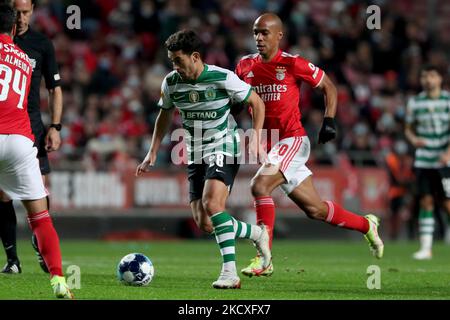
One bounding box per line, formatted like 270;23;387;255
32;0;449;174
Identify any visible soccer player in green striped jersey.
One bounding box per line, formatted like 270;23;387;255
405;64;450;260
136;30;271;288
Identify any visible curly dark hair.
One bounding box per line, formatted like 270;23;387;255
165;30;204;57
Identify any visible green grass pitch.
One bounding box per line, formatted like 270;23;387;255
1;240;450;300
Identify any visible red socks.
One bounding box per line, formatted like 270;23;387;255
254;196;275;248
28;210;63;276
325;201;369;234
253;197;369;247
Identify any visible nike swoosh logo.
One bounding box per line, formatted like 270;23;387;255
216;169;225;174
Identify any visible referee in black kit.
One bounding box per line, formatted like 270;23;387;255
0;0;63;274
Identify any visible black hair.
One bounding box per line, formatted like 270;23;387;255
165;30;204;57
0;3;16;34
420;64;443;77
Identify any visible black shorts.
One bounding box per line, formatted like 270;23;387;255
415;167;450;199
187;154;240;202
32;123;51;175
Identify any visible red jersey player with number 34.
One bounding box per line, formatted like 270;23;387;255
0;4;72;298
236;13;384;277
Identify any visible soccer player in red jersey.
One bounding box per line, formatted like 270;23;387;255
0;0;64;275
0;4;72;298
235;13;384;276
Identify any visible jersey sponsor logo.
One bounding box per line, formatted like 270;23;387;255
184;110;218;120
246;71;254;78
275;66;286;81
189;90;199;103
253;83;287;102
205;86;216;101
1;43;29;62
253;83;287;94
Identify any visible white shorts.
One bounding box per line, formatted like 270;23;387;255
267;136;312;195
0;135;48;200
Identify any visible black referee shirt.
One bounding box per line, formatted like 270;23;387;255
14;27;61;127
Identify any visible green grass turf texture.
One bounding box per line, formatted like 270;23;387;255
1;240;450;300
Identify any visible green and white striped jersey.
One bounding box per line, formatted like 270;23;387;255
406;90;450;168
158;64;252;164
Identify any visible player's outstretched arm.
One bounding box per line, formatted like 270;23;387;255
247;90;266;162
317;74;338;144
136;108;174;176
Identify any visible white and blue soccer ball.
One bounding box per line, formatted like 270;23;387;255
117;253;155;286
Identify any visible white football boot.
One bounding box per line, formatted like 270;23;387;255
251;224;272;275
412;250;432;260
212;271;241;289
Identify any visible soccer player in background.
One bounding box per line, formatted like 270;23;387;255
136;30;271;289
405;65;450;260
235;13;384;276
0;0;63;274
0;4;72;298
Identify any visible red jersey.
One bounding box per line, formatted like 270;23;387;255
236;49;324;148
0;34;33;141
